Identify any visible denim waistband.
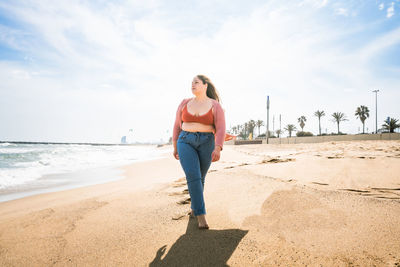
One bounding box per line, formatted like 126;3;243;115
181;130;214;136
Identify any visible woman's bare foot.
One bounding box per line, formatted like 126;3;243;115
197;214;209;229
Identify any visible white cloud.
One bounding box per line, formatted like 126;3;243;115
387;2;395;18
358;26;400;59
379;3;384;10
335;7;349;16
299;0;329;8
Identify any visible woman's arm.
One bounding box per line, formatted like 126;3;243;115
213;102;226;151
173;140;179;160
211;101;226;162
172;99;185;142
172;99;187;160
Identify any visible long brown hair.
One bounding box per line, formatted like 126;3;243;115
197;75;220;103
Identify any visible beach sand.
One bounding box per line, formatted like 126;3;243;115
1;140;400;266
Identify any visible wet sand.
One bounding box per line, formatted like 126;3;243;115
1;140;399;266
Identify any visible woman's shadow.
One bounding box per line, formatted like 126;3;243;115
149;216;248;266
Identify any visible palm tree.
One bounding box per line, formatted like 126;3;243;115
256;120;264;137
331;112;348;134
275;129;282;138
314;110;325;136
382;118;400;133
231;126;237;135
237;124;242;134
248;120;256;137
284;124;297;137
297;116;306;132
238;124;246;139
355;105;370;134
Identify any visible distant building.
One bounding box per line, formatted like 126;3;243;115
126;129;134;144
121;136;127;144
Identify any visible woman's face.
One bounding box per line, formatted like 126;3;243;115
191;76;207;96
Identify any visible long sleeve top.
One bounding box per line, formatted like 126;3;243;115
173;98;226;150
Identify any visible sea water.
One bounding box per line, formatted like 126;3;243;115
0;143;168;202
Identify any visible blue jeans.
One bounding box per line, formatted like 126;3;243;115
177;130;215;216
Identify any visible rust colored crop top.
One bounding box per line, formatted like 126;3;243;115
181;104;214;125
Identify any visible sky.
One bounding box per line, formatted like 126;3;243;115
0;0;399;144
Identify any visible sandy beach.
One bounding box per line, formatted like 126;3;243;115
1;140;400;266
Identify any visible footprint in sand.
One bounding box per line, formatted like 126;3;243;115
172;177;186;186
169;188;188;195
260;158;295;164
172;183;187;188
169;178;191;220
375;196;400;200
340;187;400;201
171;214;186;220
173;177;186;183
311;182;329;186
371;187;400;191
168;188;189;196
340;188;370;193
168;192;184;196
177;197;191;205
171;210;194;220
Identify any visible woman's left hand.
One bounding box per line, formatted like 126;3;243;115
211;146;222;162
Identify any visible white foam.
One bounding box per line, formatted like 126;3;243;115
0;142;14;147
0;144;165;190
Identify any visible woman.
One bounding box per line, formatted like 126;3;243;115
172;75;226;230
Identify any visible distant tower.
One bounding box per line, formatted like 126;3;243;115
121;136;127;144
126;129;134;144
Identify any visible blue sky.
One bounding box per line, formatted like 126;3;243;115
0;0;399;143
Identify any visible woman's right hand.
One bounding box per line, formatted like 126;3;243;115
173;149;179;160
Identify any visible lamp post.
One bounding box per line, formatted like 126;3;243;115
273;115;275;134
266;96;270;144
372;90;379;134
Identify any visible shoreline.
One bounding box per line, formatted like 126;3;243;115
0;146;171;203
1;141;399;266
0;165;125;203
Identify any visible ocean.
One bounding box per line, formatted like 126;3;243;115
0;142;169;202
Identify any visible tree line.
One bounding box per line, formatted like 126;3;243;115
229;105;400;139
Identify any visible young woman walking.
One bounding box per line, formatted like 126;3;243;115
172;75;226;229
